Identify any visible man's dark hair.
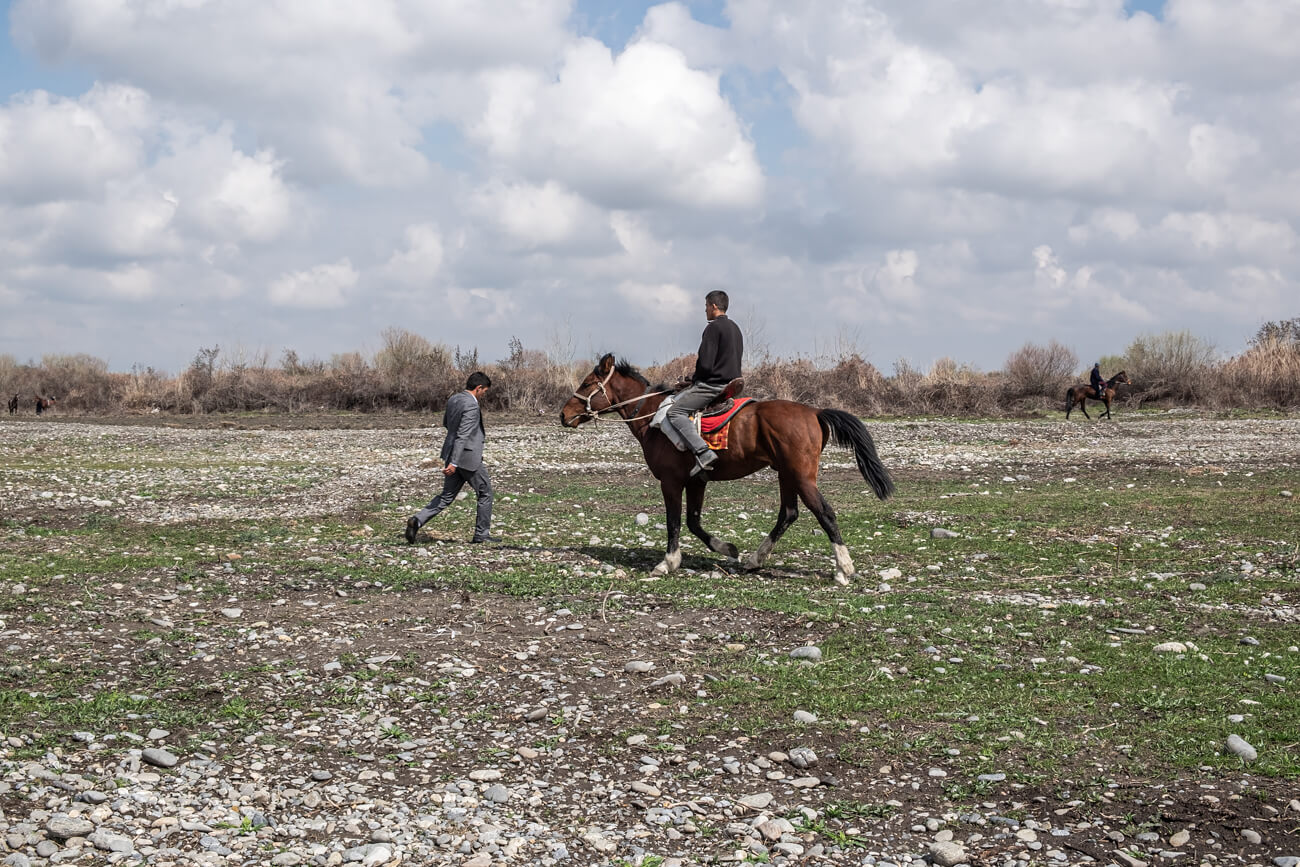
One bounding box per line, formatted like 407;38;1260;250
705;290;729;312
466;371;492;390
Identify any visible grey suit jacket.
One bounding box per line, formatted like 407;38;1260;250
440;390;485;472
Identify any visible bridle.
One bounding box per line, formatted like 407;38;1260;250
570;368;669;424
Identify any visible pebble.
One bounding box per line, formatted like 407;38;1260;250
789;645;822;661
142;747;179;768
793;710;818;723
45;816;94;839
1115;851;1148;867
1152;641;1187;653
1226;734;1258;761
930;841;966;866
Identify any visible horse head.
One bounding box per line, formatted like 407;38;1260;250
559;353;649;427
1110;371;1132;388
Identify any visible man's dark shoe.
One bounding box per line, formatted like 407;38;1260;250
471;534;503;544
404;516;420;544
690;449;717;477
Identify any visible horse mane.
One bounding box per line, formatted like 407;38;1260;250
602;357;649;387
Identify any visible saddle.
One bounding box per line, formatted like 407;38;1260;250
649;378;751;444
700;378;745;418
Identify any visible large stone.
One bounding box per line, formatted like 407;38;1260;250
1226;734;1258;761
930;841;967;867
142;747;179;768
45;815;94;840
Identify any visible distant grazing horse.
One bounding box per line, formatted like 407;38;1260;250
1065;371;1132;420
7;393;16;415
560;354;894;584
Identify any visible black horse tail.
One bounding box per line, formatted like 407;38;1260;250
1065;387;1077;412
818;409;895;500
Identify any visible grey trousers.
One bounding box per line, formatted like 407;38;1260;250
415;465;493;540
667;382;725;455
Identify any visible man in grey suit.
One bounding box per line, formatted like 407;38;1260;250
405;371;500;544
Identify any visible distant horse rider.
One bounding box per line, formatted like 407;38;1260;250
7;393;16;415
35;396;44;415
667;290;743;477
1089;363;1105;400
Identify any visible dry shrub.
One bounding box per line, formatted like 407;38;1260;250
375;328;457;410
822;353;890;415
748;356;819;404
15;325;1294;418
1;355;43;409
1003;340;1077;400
325;352;383;411
121;365;179;412
1215;336;1300;408
1123;331;1217;404
893;357;998;415
643;354;696;389
35;353;117;410
488;336;577;414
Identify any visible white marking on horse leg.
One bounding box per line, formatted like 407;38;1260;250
653;549;682;574
833;543;856;585
743;537;775;570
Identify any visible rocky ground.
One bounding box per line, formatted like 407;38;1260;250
1;413;1298;867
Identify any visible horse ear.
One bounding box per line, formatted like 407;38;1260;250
597;353;614;375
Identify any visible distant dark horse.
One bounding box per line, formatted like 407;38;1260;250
7;394;16;415
34;395;53;415
1065;371;1132;420
560;354;894;584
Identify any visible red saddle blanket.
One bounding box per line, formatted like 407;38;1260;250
700;397;754;450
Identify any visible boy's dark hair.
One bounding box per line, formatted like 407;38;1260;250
466;371;492;390
705;290;729;312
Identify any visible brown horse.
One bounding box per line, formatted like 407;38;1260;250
560;354;894;584
1065;371;1132;419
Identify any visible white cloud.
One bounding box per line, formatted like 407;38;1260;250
472;38;763;210
10;0;573;186
0;84;150;205
268;259;359;309
470;180;612;249
615;281;695;324
863;249;923;305
2;0;1297;373
382;224;445;287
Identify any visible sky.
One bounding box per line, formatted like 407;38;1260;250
2;0;1297;376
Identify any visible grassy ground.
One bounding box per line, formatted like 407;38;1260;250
1;414;1297;858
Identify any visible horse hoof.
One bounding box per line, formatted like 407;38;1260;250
834;570;852;586
652;562;669;575
724;543;739;560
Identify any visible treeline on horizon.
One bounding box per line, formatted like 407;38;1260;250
3;320;1299;418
